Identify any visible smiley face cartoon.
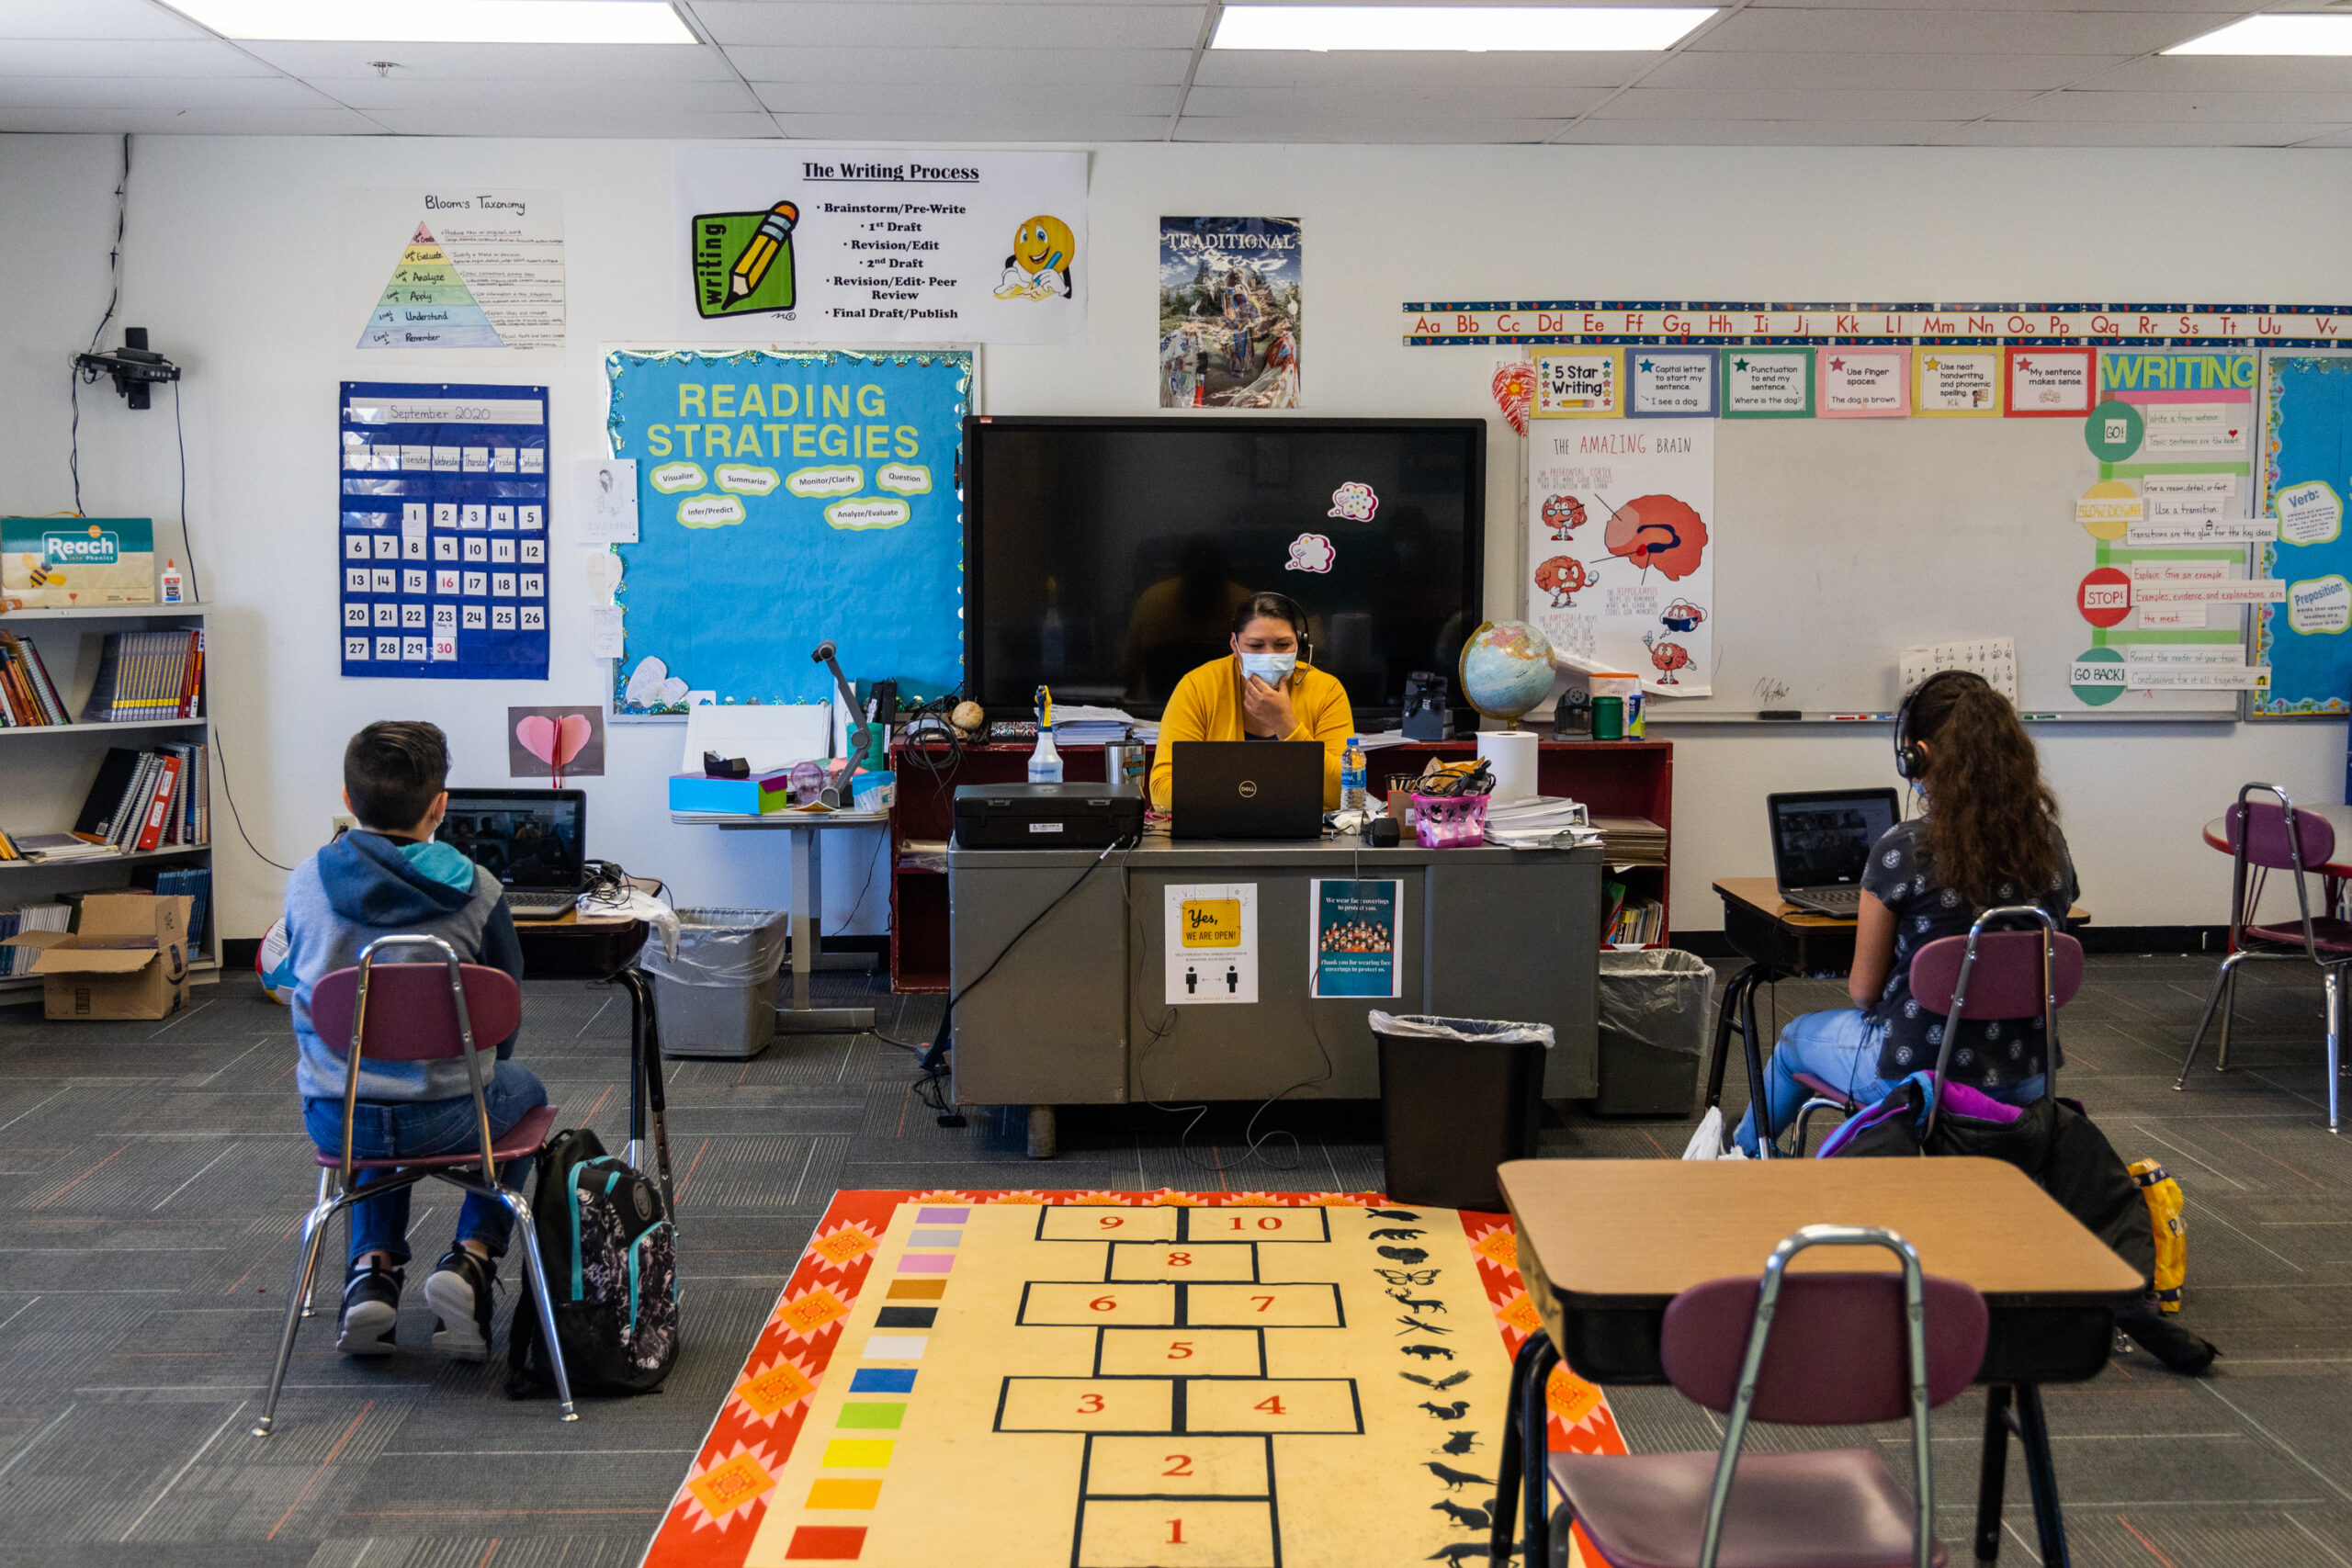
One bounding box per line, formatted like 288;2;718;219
995;215;1076;300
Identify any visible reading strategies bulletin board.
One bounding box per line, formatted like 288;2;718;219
603;348;970;712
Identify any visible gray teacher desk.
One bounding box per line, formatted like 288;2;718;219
947;829;1603;1156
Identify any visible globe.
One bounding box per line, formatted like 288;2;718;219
1459;620;1557;728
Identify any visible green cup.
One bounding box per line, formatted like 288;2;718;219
1592;694;1625;740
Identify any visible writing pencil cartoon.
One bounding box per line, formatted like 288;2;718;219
729;201;798;299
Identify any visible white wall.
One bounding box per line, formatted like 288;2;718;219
5;132;2344;942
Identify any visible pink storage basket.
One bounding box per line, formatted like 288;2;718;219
1413;792;1489;849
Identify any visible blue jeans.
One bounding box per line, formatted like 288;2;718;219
302;1060;548;1268
1731;1010;2043;1156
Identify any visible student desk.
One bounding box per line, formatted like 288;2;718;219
1496;1157;2144;1568
670;807;889;1032
947;829;1602;1156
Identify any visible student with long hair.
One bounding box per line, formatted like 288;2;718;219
1148;591;1356;813
1732;671;2077;1155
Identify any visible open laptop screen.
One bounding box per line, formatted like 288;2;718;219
439;789;586;890
1769;790;1898;890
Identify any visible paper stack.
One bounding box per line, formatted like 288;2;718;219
1591;816;1668;867
1052;705;1159;743
1484;795;1600;850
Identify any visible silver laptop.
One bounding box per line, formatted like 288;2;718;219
1767;789;1898;917
439;788;589;920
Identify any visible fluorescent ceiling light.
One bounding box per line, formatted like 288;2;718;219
2166;15;2352;55
1212;5;1714;51
162;0;696;44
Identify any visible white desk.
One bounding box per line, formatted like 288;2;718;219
669;807;889;1032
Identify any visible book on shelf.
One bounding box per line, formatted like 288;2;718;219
0;828;17;862
14;833;119;863
0;902;73;977
132;864;211;954
70;743;210;852
1606;895;1665;947
80;627;204;724
0;632;70;726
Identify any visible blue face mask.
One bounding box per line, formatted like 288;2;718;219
1239;650;1297;685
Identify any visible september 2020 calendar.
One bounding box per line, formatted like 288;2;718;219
338;380;550;681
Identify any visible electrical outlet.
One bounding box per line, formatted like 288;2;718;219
330;813;356;840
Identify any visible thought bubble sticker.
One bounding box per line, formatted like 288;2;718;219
1284;532;1335;573
2290;575;2352;636
715;464;780;498
677;494;746;530
650;462;707;493
1327;481;1379;523
824;498;910;532
786;466;865;500
2277;479;2342;547
877;463;933;496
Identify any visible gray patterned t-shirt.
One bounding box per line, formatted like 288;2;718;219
1860;818;2077;1090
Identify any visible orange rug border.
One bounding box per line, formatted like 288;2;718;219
643;1189;1625;1568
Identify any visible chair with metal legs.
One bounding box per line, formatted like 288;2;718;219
254;933;575;1435
2176;783;2352;1130
1909;905;2085;1141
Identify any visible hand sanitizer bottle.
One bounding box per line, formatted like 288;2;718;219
1028;683;1063;783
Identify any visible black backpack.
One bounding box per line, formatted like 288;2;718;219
505;1126;679;1397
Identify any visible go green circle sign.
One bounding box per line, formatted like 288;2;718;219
2086;400;2144;463
2070;647;2127;706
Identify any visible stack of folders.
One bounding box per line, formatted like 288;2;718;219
132;864;213;954
81;627;205;724
72;743;211;854
1590;816;1668;867
1051;705;1161;744
0;903;72;977
0;633;72;726
1484;795;1601;850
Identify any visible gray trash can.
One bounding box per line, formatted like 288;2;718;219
639;908;790;1060
1594;949;1715;1116
1370;1012;1555;1213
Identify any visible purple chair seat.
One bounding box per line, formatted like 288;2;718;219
314;1102;559;1171
1792;1071;1860;1109
1552;1448;1950;1568
2245;918;2352;955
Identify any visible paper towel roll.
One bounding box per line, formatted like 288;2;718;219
1477;729;1539;805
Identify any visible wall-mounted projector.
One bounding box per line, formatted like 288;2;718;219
74;327;179;410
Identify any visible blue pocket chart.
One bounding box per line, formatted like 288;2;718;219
338;380;550;681
2256;355;2352;717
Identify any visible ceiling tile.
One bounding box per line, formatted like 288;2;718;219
1699;8;2240;56
1554;118;1962;144
1647;51;2121;91
0;74;336;107
0;0;207;39
0;104;378;132
1946;118;2335;146
1181;83;1611;117
1592;85;2030;118
755;77;1179;114
1737;0;2255;10
2076;55;2352;93
767;110;1167;139
692;2;1205;50
1191;50;1655;89
239;39;743;81
1172;116;1565;142
0;39;277;75
335;74;764;112
728;43;1193;84
2001;88;2352;122
363;106;780;136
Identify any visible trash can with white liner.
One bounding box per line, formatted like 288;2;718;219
1594;949;1714;1116
639;908;791;1060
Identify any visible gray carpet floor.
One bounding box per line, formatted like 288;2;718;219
0;953;2344;1567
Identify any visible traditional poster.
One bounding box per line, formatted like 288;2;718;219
1158;217;1303;409
673;148;1086;344
1308;879;1401;998
339;381;548;680
1165;882;1259;1006
340;188;566;356
1527;421;1715;695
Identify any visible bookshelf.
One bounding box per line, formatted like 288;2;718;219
0;603;217;990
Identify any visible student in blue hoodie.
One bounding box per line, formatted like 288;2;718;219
272;721;543;1359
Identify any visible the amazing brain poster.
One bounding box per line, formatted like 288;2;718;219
1526;421;1715;695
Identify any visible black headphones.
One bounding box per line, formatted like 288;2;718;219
1893;668;1983;780
1239;592;1314;666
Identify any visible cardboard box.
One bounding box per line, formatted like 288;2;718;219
669;770;794;815
2;891;192;1020
2;516;155;607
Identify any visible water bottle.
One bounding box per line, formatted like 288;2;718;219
1340;735;1367;814
1028;684;1064;784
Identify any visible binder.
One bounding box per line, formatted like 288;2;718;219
133;753;181;852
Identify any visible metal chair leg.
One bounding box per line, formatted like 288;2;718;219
2216;962;2241;1072
300;1167;334;1319
1792;1096;1849;1158
2177;952;2250;1088
503;1190;578;1421
1489;1336;1539;1568
2327;967;2343;1135
253;1194;337;1437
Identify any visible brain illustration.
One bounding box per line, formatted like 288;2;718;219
1603;494;1709;580
1532;557;1593;599
1541;494;1587;536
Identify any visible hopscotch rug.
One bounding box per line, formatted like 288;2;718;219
644;1190;1625;1568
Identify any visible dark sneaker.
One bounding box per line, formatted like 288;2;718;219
423;1247;497;1361
334;1260;402;1356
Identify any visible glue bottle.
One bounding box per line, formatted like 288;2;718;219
160;559;184;603
1028;684;1063;784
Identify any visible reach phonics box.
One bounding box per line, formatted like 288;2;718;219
3;516;155;606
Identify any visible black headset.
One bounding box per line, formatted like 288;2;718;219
1239;591;1314;666
1893;668;1984;780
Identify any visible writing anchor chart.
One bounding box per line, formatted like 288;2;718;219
362;223;504;350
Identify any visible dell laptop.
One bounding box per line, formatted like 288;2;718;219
1170;741;1326;840
1766;788;1899;916
439;788;589;920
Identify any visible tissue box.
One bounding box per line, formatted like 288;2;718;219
669;770;793;814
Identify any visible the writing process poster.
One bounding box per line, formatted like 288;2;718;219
339;382;549;680
672;149;1085;343
1158;217;1303;409
340;189;565;356
1166;883;1259;1006
1308;879;1401;999
1526;421;1715;694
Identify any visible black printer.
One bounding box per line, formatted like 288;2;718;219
953;783;1145;850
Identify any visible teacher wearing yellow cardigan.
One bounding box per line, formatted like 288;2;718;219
1148;592;1357;813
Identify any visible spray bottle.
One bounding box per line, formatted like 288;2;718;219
1028;683;1063;783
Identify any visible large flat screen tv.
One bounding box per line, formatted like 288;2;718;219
965;416;1485;722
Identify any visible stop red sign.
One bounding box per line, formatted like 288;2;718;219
2077;567;2132;628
